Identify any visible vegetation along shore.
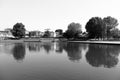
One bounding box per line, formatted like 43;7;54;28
0;16;120;45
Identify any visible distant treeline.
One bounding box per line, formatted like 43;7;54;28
10;16;120;40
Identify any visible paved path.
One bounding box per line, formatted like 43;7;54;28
68;40;120;45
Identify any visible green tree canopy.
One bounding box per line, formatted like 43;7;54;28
103;16;118;30
63;22;82;39
110;28;120;38
85;17;104;39
103;16;119;38
12;23;26;39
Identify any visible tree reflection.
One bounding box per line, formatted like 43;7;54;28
86;44;120;68
42;43;53;53
62;42;88;62
27;42;41;52
12;43;26;61
27;42;54;53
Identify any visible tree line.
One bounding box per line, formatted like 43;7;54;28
63;16;119;40
11;16;119;40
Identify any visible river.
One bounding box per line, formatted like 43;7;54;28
0;42;120;80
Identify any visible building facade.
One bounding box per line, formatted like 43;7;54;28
29;31;43;38
0;28;14;39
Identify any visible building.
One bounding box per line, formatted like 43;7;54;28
4;28;14;38
29;31;43;38
55;29;63;38
49;31;54;37
0;28;14;39
42;30;55;38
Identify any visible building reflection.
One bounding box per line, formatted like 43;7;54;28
12;43;26;61
55;42;64;53
0;43;14;54
86;44;120;68
27;42;41;52
27;42;54;54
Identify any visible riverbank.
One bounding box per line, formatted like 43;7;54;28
0;38;55;43
1;38;120;45
68;40;120;45
0;39;24;43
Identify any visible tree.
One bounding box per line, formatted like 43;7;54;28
85;17;104;39
12;23;26;39
43;29;51;38
110;28;120;39
103;16;119;38
63;22;82;39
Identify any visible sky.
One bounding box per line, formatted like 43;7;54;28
0;0;120;32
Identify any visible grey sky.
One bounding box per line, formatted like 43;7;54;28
0;0;120;31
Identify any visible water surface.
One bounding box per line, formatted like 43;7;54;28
0;42;120;80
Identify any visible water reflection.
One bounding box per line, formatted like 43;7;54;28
1;42;120;80
12;43;26;61
0;43;14;54
86;44;120;68
27;42;88;62
27;42;41;52
55;42;64;53
27;42;54;53
42;43;53;53
62;42;88;62
1;42;120;68
0;43;26;61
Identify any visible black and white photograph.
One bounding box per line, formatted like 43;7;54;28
0;0;120;80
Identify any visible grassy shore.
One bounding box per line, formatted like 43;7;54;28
0;38;54;43
1;38;120;45
0;39;24;43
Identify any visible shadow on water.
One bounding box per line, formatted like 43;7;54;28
86;44;120;68
12;43;26;62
